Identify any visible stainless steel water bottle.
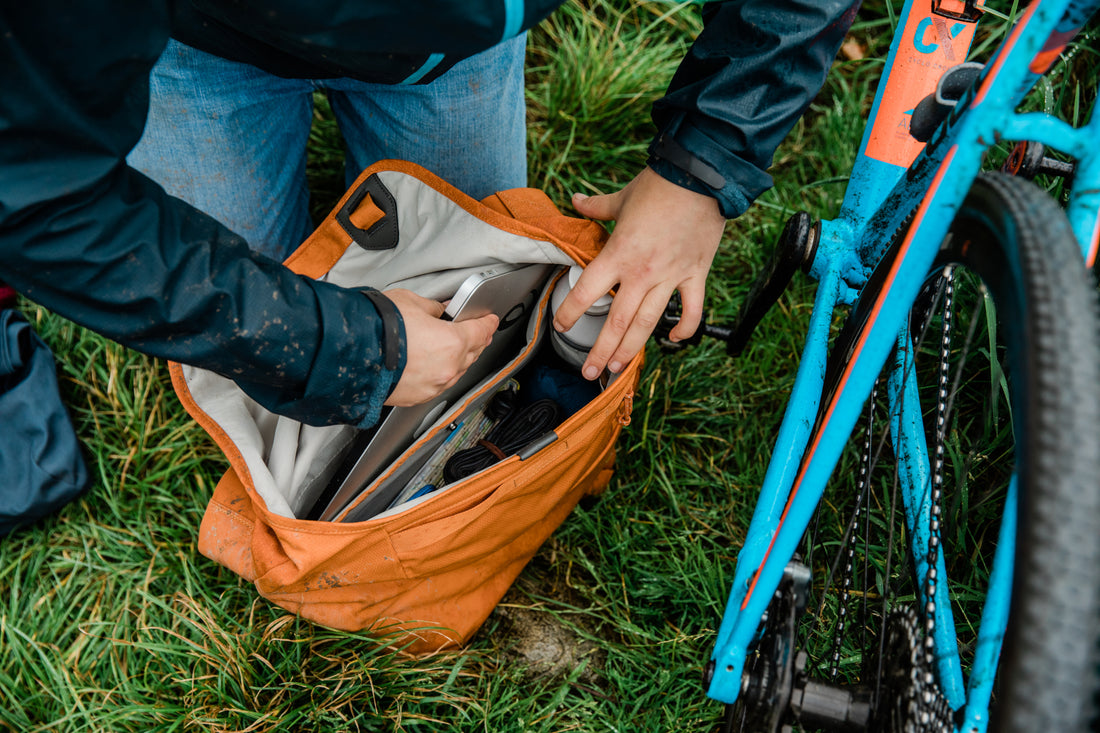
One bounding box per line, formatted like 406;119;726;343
549;265;612;371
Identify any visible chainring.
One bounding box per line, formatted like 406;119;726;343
721;562;810;733
875;608;954;733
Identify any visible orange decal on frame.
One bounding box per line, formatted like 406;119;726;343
865;11;977;168
1088;215;1099;269
1030;28;1078;74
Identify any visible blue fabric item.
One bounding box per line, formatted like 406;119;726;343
400;53;446;85
0;309;90;536
501;0;526;41
524;364;600;417
128;36;528;261
169;0;562;84
649;0;861;219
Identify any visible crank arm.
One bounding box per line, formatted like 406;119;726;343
654;212;818;356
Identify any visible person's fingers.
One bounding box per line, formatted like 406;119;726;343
601;286;674;374
578;284;671;379
557;186;628;331
552;258;618;333
410;291;447;318
574;279;647;380
382;289;498;407
668;278;705;343
564;168;725;378
430;314;498;396
456;313;499;360
571;191;620;222
386;288;446;317
424;298;447;318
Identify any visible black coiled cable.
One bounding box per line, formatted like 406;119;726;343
443;398;561;482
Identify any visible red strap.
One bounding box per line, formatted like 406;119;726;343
0;284;16;309
477;439;509;461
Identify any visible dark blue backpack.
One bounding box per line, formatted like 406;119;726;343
1;297;90;536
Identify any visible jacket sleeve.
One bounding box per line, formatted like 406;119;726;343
648;0;860;218
0;3;404;429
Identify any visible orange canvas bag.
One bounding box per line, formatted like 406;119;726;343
170;161;641;653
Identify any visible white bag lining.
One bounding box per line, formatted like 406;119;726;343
182;170;577;518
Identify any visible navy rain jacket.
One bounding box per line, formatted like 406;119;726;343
0;0;857;429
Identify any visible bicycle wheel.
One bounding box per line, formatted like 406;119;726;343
728;172;1100;733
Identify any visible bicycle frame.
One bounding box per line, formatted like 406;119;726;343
706;1;1100;729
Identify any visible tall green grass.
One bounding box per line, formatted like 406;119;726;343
2;1;1097;731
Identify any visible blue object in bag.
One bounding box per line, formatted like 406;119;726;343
0;307;90;536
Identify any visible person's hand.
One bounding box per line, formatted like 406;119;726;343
383;289;499;406
553;166;726;380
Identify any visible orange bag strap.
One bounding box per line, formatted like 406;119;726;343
481;188;608;265
481;188;561;221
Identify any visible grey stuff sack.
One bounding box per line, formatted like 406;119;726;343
0;308;89;536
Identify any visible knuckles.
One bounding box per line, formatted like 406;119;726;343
435;365;460;387
606;311;632;333
634;310;661;331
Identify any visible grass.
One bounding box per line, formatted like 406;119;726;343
2;1;1098;731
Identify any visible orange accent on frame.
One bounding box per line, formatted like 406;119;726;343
934;0;984;18
866;12;977;167
741;147;960;610
1088;216;1100;269
1030;27;1078;74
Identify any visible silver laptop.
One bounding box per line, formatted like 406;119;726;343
313;262;555;521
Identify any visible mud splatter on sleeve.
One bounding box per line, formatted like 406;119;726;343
0;2;402;428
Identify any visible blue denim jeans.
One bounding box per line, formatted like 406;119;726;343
129;37;528;261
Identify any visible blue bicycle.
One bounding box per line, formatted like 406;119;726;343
660;1;1100;730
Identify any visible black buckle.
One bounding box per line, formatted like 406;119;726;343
336;174;400;251
932;0;985;22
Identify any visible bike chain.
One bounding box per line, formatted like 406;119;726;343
828;266;956;732
879;266;955;733
826;382;878;682
922;267;954;687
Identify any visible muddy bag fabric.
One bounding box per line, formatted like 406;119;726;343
171;161;641;653
0;308;90;536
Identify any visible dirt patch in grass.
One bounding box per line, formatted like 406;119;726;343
482;543;612;687
492;599;605;684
